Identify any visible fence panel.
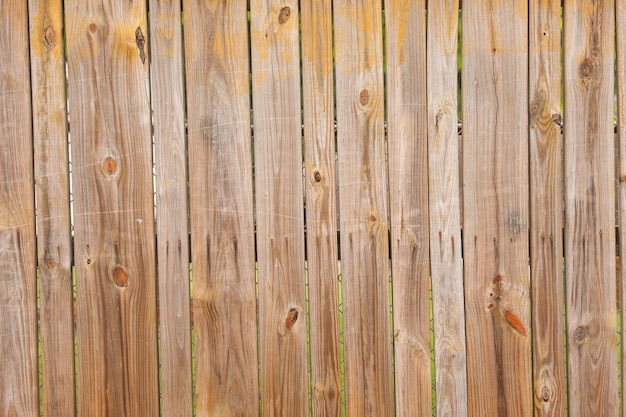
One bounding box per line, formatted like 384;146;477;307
618;3;626;416
65;1;159;415
564;1;618;416
149;1;193;416
426;1;468;416
529;1;566;416
462;0;533;415
385;1;432;416
0;2;38;416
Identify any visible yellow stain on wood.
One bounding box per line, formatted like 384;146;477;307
31;3;64;59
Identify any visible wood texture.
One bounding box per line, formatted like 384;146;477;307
183;1;259;416
426;1;468;416
529;1;566;416
250;0;308;415
334;1;393;415
149;1;192;416
563;1;618;416
28;1;75;416
65;1;159;415
301;0;342;416
461;1;532;415
385;1;431;416
0;3;39;416
618;3;626;416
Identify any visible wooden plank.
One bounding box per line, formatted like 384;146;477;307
300;0;342;416
183;1;259;415
385;1;431;416
65;2;159;415
250;1;308;415
563;1;618;416
149;1;192;416
28;1;75;416
529;1;566;416
426;1;468;416
0;2;39;416
618;3;626;416
333;1;393;415
461;1;532;415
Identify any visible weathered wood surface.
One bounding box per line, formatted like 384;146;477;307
184;0;259;415
564;1;618;416
529;1;566;416
334;1;393;416
0;2;39;416
301;0;342;415
149;1;192;416
462;0;532;415
426;1;468;416
386;1;431;416
65;1;159;415
618;3;626;416
28;1;75;416
250;1;308;415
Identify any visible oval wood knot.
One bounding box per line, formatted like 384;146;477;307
103;157;117;175
285;307;299;329
278;7;291;24
113;266;129;287
573;326;589;344
359;89;371;106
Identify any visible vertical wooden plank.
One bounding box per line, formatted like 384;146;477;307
563;1;618;415
426;1;468;416
385;1;431;416
0;3;38;416
65;1;159;415
333;1;393;416
149;1;192;416
529;1;566;416
28;1;75;416
250;0;308;415
301;1;342;416
183;1;259;415
462;1;532;415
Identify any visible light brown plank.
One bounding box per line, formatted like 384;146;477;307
183;1;259;415
28;1;75;416
149;1;192;416
385;1;431;416
618;3;626;416
426;1;468;416
529;1;566;416
65;2;159;415
301;0;342;416
461;1;532;415
333;1;393;415
563;1;618;416
250;1;308;415
0;2;39;416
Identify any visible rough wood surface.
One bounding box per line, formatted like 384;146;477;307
426;1;468;416
250;0;308;415
462;1;532;415
65;1;159;415
0;3;39;416
301;0;342;415
334;1;393;415
385;1;432;416
529;1;566;416
183;1;260;415
618;3;626;416
149;1;192;416
563;1;618;416
28;1;75;416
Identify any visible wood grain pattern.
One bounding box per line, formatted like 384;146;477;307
563;1;618;416
184;1;259;415
65;1;159;415
461;0;532;415
301;0;342;415
529;1;566;416
385;1;432;416
149;1;192;416
28;1;75;416
0;2;39;416
334;1;393;415
618;3;626;416
250;0;308;415
426;1;468;416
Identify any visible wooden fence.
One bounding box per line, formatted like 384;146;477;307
1;0;625;416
